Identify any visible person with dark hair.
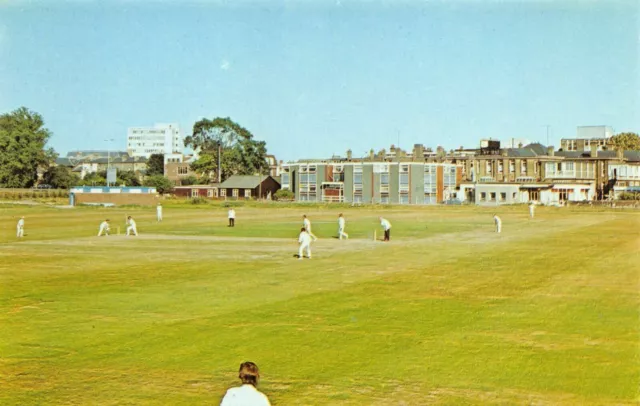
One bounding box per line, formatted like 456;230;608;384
220;361;270;406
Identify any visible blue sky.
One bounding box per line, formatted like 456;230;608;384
0;0;637;161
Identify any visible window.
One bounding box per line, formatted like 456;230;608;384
480;192;486;201
521;160;527;174
178;166;189;175
530;190;539;201
486;161;492;174
490;192;496;201
207;189;214;198
498;161;504;173
191;189;199;197
380;195;389;204
220;189;226;197
558;189;569;201
399;194;409;204
509;161;515;173
233;189;239;198
245;189;251;198
500;192;506;201
380;173;389;185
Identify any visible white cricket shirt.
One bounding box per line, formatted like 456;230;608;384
220;384;270;406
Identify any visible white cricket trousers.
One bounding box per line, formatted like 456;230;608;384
17;226;23;237
126;226;138;236
338;228;349;239
496;223;502;233
299;243;311;259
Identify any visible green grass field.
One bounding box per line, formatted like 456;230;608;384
1;202;638;405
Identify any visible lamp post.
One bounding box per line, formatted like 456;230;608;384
104;138;114;186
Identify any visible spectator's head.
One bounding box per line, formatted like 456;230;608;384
238;361;260;387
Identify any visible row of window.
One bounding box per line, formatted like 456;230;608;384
190;189;252;198
479;192;517;202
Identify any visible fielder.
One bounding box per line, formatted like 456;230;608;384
494;214;502;233
379;216;391;241
16;216;25;238
228;208;236;227
157;203;163;222
298;227;312;260
98;219;110;237
338;213;349;240
528;202;535;219
126;216;138;236
302;215;318;241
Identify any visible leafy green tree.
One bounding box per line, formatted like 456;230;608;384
184;117;269;182
144;175;173;194
610;132;640;151
180;175;199;186
0;107;57;187
116;170;142;186
146;153;165;176
81;172;106;186
42;166;80;189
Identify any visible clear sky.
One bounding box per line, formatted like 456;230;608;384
0;0;637;161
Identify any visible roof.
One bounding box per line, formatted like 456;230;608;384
504;148;539;158
523;143;548;155
220;175;277;189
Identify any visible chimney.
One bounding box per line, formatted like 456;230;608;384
590;144;597;158
347;149;352;160
369;149;375;161
412;144;424;161
547;146;554;156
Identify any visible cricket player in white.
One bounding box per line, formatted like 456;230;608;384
228;208;236;227
494;214;502;233
98;219;110;236
528;202;535;219
302;215;318;241
379;216;391;241
16;216;25;238
298;227;312;259
338;213;349;240
157;203;163;222
126;216;138;236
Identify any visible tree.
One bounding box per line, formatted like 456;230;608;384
146;153;165;176
42;166;80;189
144;175;173;194
610;132;640;151
184;117;269;182
116;170;142;186
180;175;199;186
0;107;57;187
81;172;106;186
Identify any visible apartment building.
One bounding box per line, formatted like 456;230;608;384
281;159;461;204
127;123;183;158
560;125;614;152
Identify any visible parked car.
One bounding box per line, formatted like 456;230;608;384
35;184;53;189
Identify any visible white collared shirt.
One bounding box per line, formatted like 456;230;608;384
17;219;24;228
220;384;270;406
338;217;345;228
299;231;311;245
229;209;236;219
380;218;391;230
494;216;502;224
303;218;311;231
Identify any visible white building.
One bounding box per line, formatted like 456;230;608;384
127;123;183;158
